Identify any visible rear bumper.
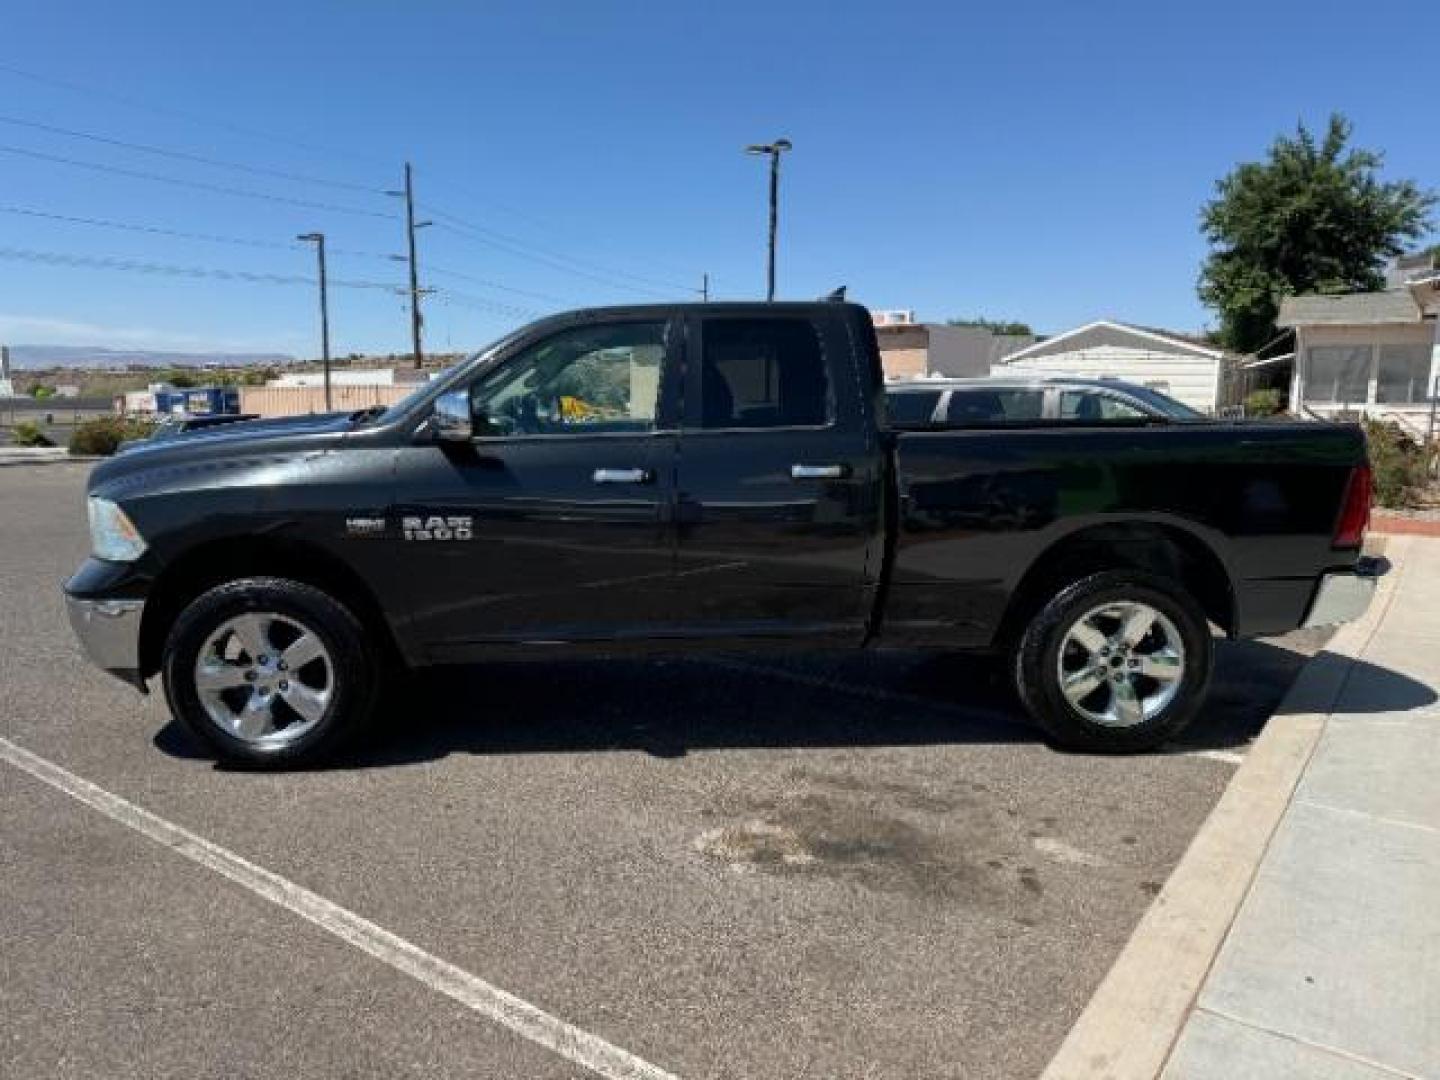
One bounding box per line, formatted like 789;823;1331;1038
66;595;147;690
1301;563;1378;629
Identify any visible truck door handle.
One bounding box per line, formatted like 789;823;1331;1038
791;463;851;480
593;467;653;485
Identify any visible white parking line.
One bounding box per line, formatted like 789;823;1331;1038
0;736;680;1080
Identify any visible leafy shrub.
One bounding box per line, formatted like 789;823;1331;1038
1243;388;1284;416
12;420;55;447
1363;420;1434;509
68;416;155;457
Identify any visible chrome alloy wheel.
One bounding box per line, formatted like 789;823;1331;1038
1056;601;1185;728
194;612;333;746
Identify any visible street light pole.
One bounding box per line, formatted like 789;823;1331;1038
296;232;332;411
745;138;792;301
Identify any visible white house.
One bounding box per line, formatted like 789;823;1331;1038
996;320;1228;414
1276;272;1439;435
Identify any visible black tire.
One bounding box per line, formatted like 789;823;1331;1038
162;577;381;768
1012;570;1213;753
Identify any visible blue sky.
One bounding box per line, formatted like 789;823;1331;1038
1;0;1435;358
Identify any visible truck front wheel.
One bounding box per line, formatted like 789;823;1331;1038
161;577;381;768
1013;570;1212;753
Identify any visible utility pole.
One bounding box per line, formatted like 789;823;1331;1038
701;272;710;302
388;163;431;369
745;139;792;301
296;232;331;411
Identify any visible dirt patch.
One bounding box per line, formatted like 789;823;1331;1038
697;772;1045;909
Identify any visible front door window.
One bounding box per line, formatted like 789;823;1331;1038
471;321;666;435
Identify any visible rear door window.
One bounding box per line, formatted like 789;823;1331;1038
944;388;1044;426
697;317;831;429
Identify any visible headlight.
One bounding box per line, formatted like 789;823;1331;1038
87;497;148;562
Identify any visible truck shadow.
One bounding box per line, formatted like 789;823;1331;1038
153;638;1435;768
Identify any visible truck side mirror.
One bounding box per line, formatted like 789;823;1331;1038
432;388;473;442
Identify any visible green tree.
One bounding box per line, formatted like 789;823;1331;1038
945;317;1034;336
1199;114;1435;353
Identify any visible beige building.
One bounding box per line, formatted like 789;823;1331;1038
876;322;1035;381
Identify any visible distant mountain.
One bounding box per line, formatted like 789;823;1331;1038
5;345;296;370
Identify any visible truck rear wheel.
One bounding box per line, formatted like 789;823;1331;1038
161;577;380;768
1013;570;1212;753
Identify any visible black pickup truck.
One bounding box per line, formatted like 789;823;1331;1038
65;301;1376;767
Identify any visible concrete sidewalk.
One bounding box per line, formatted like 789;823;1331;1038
1164;534;1440;1079
1045;534;1440;1080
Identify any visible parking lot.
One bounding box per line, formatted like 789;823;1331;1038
0;463;1331;1079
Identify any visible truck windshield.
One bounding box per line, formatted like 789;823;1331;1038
1119;385;1205;420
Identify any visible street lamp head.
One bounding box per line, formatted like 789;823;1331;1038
745;144;770;155
773;138;792;152
296;232;323;242
746;139;793;156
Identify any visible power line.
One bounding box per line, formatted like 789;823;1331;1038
2;205;561;315
0;114;385;195
433;288;542;320
430;218;678;300
426;263;576;305
0;144;397;219
0;62;710;293
0;204;395;260
0;59;391;170
426;205;699;296
0;245;402;290
0;59;703;280
1;204;300;252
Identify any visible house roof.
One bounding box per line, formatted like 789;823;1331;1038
999;320;1225;364
1275;290;1422;328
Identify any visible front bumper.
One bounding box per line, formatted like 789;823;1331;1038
66;595;146;689
1301;563;1378;629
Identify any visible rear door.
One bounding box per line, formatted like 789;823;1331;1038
667;308;885;644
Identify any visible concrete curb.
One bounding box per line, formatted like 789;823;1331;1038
1371;512;1440;537
1039;539;1409;1080
0;453;100;467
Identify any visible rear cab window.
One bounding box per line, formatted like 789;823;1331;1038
885;389;943;427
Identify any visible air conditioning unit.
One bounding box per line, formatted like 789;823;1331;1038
874;310;916;326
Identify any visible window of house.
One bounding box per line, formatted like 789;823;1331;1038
1058;390;1147;421
470;321;665;435
885;389;943;426
699;318;830;428
1303;345;1372;404
1375;344;1434;404
944;388;1045;425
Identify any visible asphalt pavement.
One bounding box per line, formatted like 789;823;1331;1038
0;464;1329;1079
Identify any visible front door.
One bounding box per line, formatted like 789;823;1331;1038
667;310;884;644
392;317;680;658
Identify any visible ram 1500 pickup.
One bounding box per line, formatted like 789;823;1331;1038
65;301;1376;767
